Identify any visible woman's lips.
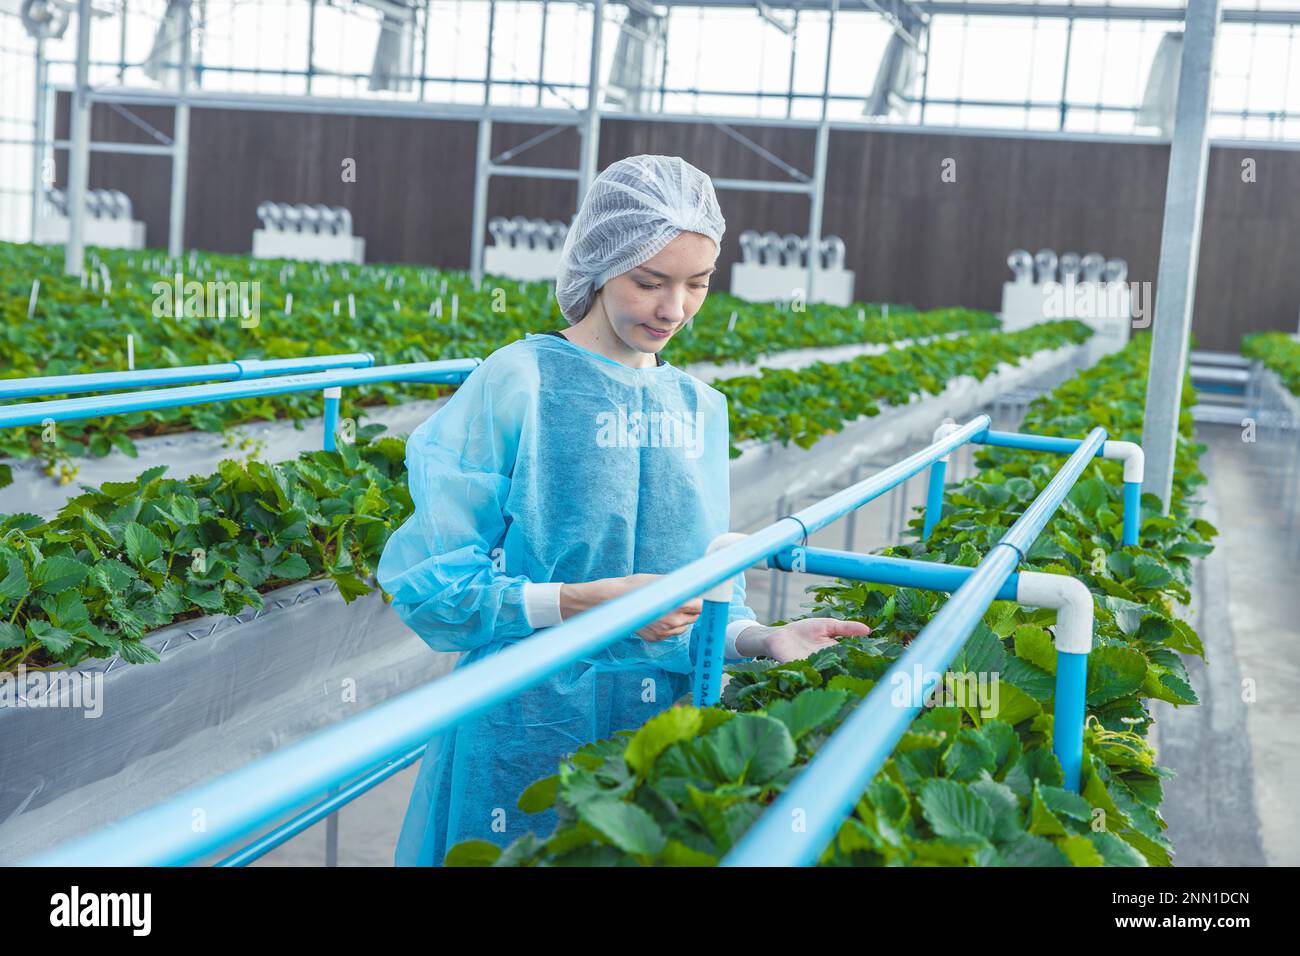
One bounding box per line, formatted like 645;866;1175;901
642;325;673;339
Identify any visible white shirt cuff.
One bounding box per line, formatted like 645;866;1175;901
725;619;765;660
523;582;564;629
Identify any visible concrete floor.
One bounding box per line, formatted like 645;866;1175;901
241;406;1300;868
1152;423;1299;866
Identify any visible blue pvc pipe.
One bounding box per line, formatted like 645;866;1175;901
0;353;374;400
23;416;991;866
723;427;1107;867
322;392;341;452
1122;480;1141;546
0;358;478;429
1054;651;1089;792
692;599;730;707
922;459;947;539
976;429;1107;458
771;546;1020;602
216;745;426;867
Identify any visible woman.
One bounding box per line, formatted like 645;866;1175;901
378;154;869;866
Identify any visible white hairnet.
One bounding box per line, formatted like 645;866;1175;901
555;154;726;325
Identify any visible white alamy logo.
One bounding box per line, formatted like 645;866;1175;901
49;886;151;936
595;405;705;459
0;666;103;718
1041;277;1152;328
152;272;260;328
889;664;1001;719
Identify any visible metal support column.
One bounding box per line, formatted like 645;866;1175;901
469;1;497;290
64;0;93;277
307;0;317;96
168;0;193;260
577;0;605;206
1141;0;1223;512
470;118;492;290
805;0;838;304
31;39;47;241
537;0;549;107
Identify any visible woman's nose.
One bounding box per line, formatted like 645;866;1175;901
659;286;687;323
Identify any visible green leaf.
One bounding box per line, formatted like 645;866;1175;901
826;674;873;698
517;774;559;813
30;555;89;594
0;548;29;601
943;728;997;782
1013;625;1057;674
331;572;373;602
1166;618;1205;657
270;553;311;580
1086;645;1147;706
983;680;1041;725
969;777;1023;842
998;833;1070;866
764;688;849;741
577;799;667;858
918;779;994;840
659;841;718;866
123;522;164;568
1060;834;1105;866
27;619;76;656
0;621;28;650
1067;477;1107;514
623;707;703;777
697;714;796;785
1131;555;1173;590
444;840;503;867
1086;831;1147;867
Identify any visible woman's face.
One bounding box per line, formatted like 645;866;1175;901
596;231;718;356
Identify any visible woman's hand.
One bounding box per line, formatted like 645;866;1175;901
737;618;872;664
559;574;703;642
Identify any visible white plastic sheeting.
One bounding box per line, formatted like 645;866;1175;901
0;578;454;864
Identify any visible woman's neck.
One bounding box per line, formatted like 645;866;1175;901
563;300;658;369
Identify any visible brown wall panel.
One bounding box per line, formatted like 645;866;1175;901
54;94;1300;351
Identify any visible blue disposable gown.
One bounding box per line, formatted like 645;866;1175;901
377;331;757;866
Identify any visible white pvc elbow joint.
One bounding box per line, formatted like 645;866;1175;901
932;420;961;463
1015;571;1094;655
1101;440;1144;484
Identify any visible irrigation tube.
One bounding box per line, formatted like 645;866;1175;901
22;416;989;866
722;427;1108;868
0;353;375;400
923;426;1145;547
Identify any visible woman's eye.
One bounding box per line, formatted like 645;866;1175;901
636;282;660;291
690;283;710;291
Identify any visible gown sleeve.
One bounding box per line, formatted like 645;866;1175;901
376;350;535;653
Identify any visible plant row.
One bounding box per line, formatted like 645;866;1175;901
717;320;1092;454
447;334;1214;867
0;324;1086;674
1242;331;1300;396
0;241;996;466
